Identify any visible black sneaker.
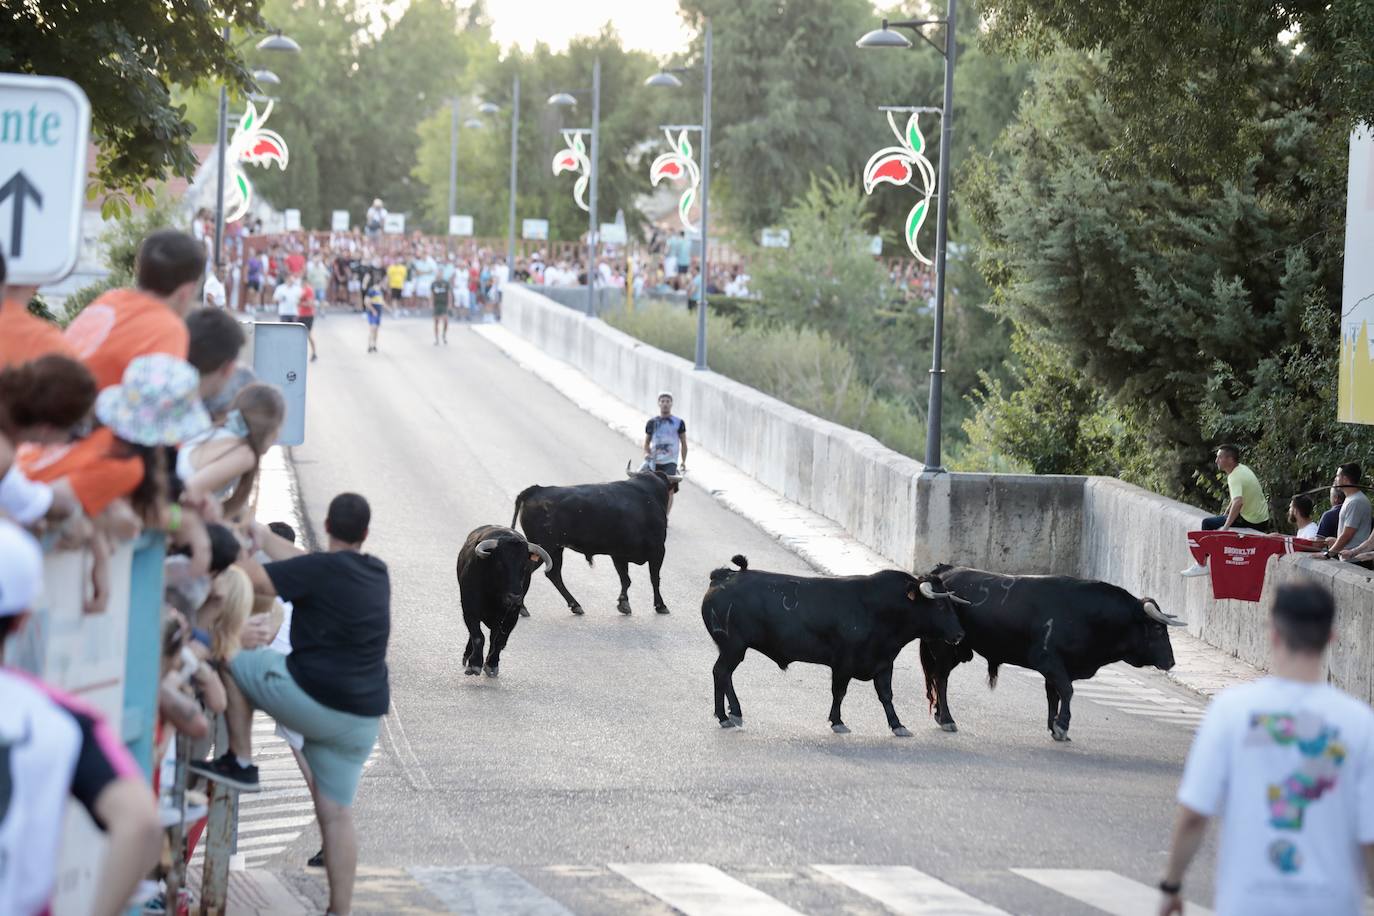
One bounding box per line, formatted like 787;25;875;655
307;848;324;868
187;754;260;792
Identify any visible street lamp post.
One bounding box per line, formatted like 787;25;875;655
646;19;714;371
549;56;601;318
506;74;520;274
857;1;957;474
213;29;300;270
442;98;498;228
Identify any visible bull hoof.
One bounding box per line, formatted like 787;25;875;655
1051;724;1071;742
655;604;670;615
728;715;744;728
892;726;913;738
518;606;530;618
617;600;632;615
464;666;480;676
719;718;737;729
570;604;584;616
831;723;851;735
940;722;959;733
483;666;499;678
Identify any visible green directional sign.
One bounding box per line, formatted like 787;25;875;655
0;74;91;284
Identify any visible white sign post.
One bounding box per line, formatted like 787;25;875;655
284;208;301;231
331;209;350;231
449;214;474;236
522;218;549;241
383;212;406;234
599;222;627;245
0;75;91;284
760;227;791;249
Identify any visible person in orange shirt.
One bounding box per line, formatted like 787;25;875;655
0;250;76;369
64;230;206;390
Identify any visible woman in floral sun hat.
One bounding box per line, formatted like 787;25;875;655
23;354;213;569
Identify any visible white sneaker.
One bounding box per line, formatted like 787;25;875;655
1179;562;1209;578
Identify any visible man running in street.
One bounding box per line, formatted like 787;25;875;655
363;282;388;353
643;391;687;513
191;493;389;916
431;271;452;345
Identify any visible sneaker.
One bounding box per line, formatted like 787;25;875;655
187;754;260;792
1179;562;1209;578
307;848;325;868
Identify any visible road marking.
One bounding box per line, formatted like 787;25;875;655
1012;868;1214;916
814;864;1011;915
236;814;319;834
409;865;574;915
609;863;805;915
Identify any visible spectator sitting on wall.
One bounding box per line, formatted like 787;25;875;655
1315;481;1345;541
0;250;77;368
64;229;206;390
1201;444;1271;532
177;382;284;521
1319;463;1371;561
1289;494;1319;540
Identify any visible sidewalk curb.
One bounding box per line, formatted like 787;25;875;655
472;323;1263;702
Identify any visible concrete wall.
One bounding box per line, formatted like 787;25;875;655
502;285;1374;701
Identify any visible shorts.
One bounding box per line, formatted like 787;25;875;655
278;313;298;323
416;277;433;297
367;309;382;326
677;263;689;275
653;462;678;476
347;279;361;292
247;278;262;291
389;287;403;302
402;281;415;298
433;302;450;317
229;649;379;806
300;315;315;331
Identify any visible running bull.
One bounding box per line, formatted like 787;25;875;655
700;556;966;735
456;525;551;677
511;466;679;616
918;565;1186;741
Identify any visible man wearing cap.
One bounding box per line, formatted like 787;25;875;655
644;391;688;478
0;519;161;916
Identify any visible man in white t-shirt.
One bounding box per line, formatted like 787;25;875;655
1159;582;1374;916
273;274;304;322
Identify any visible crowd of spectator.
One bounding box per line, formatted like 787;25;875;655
0;228;383;915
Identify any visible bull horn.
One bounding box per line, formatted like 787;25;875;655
919;579;971;605
668;475;684;484
626;460;635;477
1143;598;1187;627
474;538;500;559
529;543;552;568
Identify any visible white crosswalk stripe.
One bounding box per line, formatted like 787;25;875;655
410;866;576;916
609;863;805;915
1012;868;1215;915
814;864;1011;915
1007;664;1208;729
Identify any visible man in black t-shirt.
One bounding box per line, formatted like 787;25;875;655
431;275;452;345
190;493;388;916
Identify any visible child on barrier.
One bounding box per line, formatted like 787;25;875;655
176;382;285;521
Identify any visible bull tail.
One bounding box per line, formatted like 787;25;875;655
920;641;939;714
987;661;1000;690
731;555;748;570
511;485;540;528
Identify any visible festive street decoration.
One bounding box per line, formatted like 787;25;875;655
862;111;936;264
224;99;289;224
649;128;701;233
552;130;591;212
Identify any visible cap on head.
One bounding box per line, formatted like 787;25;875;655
658;391;673;402
0;520;44;618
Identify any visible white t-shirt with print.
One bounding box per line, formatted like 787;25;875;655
1178;676;1374;915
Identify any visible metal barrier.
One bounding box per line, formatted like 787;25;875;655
4;532;166;915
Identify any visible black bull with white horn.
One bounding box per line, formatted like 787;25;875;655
455;525;549;678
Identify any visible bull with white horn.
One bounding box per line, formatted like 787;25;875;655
455;525;550;678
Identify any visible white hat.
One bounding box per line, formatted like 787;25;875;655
0;520;43;617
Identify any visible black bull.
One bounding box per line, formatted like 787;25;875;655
455;525;551;677
919;565;1186;741
700;556;966;735
511;470;679;616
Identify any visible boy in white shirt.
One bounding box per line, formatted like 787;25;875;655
1159;582;1374;915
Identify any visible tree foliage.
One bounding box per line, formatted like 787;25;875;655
0;0;267;217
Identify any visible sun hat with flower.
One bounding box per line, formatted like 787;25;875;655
95;354;211;447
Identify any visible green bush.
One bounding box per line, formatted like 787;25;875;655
606;304;925;459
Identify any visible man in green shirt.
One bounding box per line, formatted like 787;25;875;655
1202;443;1271;532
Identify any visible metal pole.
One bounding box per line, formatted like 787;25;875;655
694;19;713;371
924;0;956;473
507;73;520;273
213;26;230;271
448;98;458;221
586;56;600;317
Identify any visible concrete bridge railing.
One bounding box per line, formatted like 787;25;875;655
502;285;1374;703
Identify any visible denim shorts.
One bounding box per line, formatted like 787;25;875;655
229;649;379;805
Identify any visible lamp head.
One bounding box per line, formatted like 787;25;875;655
856;20;913;49
252;69;281;87
464;117;485;129
547;92;578;108
645;71;684;89
256;31;301;53
478;101;500;115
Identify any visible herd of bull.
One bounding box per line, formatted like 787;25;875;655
456;468;1188;742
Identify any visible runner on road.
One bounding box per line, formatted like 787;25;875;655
431;273;452;345
363;283;389;354
643;391;687;514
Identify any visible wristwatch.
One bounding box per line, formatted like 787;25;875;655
1158;879;1182;895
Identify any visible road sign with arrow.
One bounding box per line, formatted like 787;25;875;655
0;74;90;285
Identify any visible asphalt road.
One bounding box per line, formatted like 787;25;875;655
278;311;1217;914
